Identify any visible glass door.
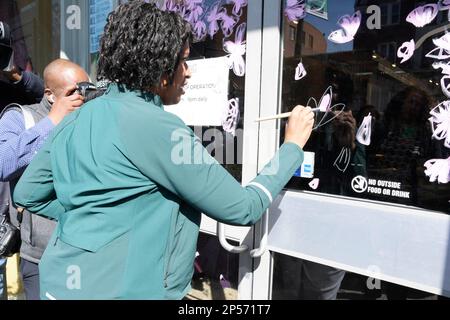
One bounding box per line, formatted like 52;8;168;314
146;0;265;300
253;0;450;300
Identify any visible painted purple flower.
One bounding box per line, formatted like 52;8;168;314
207;4;226;39
223;23;247;77
220;11;238;38
328;11;362;44
184;0;203;11
163;0;178;13
186;4;204;24
439;0;450;10
284;0;306;22
406;4;439;28
192;20;207;41
438;0;450;20
231;0;248;17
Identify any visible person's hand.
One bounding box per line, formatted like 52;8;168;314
48;85;84;125
333;110;357;150
2;64;22;82
284;105;315;149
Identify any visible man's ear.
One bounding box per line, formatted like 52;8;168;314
44;88;55;104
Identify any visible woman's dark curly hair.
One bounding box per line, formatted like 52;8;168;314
97;1;192;91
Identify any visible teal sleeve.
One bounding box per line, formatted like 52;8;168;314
13;137;65;220
121;111;304;226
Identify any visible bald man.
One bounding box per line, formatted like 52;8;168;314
0;59;88;300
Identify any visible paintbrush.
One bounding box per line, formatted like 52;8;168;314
255;106;321;122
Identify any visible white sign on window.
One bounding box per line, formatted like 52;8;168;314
165;56;230;126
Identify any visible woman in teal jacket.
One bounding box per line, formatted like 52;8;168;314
13;2;314;299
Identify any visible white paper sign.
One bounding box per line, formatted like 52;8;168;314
165;56;230;126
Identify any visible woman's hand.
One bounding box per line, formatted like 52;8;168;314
284;105;315;149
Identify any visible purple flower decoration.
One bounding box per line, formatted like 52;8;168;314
192;20;207;41
220;11;238;38
439;0;450;10
207;4;225;39
328;11;362;44
163;0;178;13
184;0;203;11
284;0;306;22
231;0;248;17
186;4;204;24
407;4;439;28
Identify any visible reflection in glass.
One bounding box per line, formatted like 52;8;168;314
275;0;450;301
282;0;450;214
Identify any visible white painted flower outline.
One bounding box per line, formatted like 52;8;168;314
428;100;450;148
424;157;450;184
295;62;307;80
397;39;415;64
223;22;247;77
356;113;372;146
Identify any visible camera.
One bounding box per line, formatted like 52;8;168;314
0;215;20;257
0;21;14;71
74;81;106;102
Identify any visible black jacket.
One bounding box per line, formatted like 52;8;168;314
0;71;44;110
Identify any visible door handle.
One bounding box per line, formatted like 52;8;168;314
217;222;249;253
249;211;268;258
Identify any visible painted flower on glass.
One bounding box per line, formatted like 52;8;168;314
429;101;450;148
328;11;362;44
223;23;247;77
284;0;306;22
424;157;450;184
406;4;439;27
397;39;415;64
231;0;248;17
356;113;372;146
222;98;240;136
295;62;307;80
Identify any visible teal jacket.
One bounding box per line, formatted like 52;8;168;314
13;84;304;299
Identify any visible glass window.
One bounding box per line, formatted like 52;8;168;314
380;4;388;26
289;25;296;41
391;3;400;25
281;0;450;214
